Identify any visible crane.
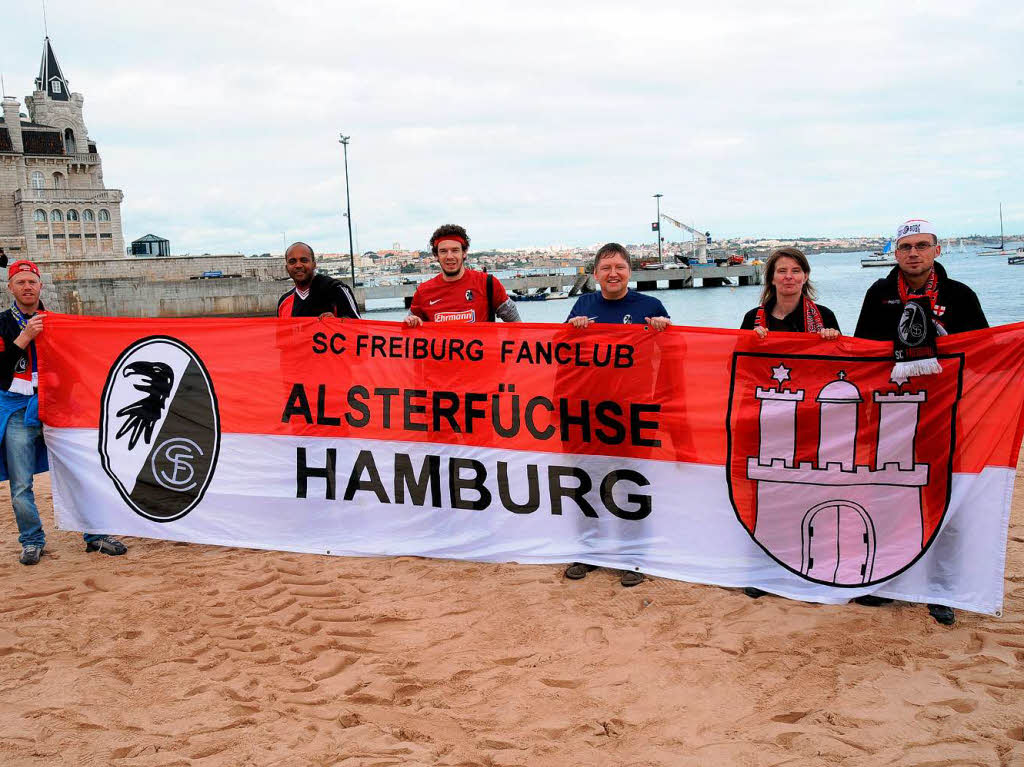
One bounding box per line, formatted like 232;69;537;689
660;213;711;264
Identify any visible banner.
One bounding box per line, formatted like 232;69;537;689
37;316;1024;615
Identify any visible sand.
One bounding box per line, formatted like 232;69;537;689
1;453;1023;767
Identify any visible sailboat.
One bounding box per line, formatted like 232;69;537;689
978;203;1009;256
861;239;896;267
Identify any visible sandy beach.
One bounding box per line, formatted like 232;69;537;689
1;450;1022;767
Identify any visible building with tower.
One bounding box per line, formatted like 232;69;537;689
0;37;125;261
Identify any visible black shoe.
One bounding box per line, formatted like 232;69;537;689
743;587;767;599
564;562;598;580
853;595;894;607
85;536;127;556
928;604;955;625
620;570;645;588
19;544;43;565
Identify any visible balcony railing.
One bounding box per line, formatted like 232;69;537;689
15;187;123;204
68;152;100;164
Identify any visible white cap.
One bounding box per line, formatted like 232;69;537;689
895;219;937;243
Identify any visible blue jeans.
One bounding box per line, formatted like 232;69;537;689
5;408;104;547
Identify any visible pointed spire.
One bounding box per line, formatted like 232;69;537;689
35;37;69;101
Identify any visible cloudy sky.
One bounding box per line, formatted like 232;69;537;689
4;1;1022;253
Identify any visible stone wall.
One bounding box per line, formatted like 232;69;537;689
38;253;282;282
45;275;287;317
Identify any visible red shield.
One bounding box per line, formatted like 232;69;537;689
727;352;962;586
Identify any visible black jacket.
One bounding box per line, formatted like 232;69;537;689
740;297;840;333
278;273;360;319
0;304;43;393
853;262;987;341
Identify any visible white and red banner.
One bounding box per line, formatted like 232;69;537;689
37;316;1024;615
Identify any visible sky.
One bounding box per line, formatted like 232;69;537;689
4;0;1023;254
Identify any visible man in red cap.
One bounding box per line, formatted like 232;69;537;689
0;260;127;564
404;224;520;326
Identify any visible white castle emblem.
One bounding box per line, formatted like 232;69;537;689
746;363;929;585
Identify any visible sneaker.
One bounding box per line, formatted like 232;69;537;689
620;570;645;588
743;587;767;599
85;536;127;556
564;562;598;580
928;604;955;626
19;544;43;565
853;595;894;607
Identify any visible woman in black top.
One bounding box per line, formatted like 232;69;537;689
740;247;839;600
741;247;840;340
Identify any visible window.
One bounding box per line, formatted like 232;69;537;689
83;209;95;222
98;209;110;222
64;128;76;155
31;171;45;190
33;209;47;222
50;209;63;222
52;171;66;188
51;80;62;94
67;209;79;221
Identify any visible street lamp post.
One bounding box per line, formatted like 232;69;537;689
339;134;356;288
653;193;663;263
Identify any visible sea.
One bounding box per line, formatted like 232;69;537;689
363;247;1023;331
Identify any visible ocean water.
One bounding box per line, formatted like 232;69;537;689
364;248;1023;331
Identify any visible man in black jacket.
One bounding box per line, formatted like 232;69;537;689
277;242;360;319
1;260;126;564
854;219;988;626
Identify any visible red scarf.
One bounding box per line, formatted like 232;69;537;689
754;296;824;333
897;268;946;331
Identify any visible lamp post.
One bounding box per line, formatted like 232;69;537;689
653;193;663;263
339;134;356;288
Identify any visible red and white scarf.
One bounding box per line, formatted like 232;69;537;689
754;297;824;333
7;304;38;396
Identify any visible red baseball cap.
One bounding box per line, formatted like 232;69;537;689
8;260;40;279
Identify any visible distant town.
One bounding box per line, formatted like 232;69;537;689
273;233;1019;281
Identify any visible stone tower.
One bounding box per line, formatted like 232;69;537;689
0;37;125;261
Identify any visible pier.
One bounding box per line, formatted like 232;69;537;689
39;258;761;318
361;264;762;310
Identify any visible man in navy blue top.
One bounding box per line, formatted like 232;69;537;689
566;243;671;330
563;243;671;588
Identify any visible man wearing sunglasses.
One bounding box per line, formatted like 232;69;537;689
853;219;988;626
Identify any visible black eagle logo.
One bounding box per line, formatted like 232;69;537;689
115;361;175;450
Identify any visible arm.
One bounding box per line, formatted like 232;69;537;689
962;288;989;332
405;288;426;327
853;286;879;340
0;316;41;385
332;282;360;320
644;299;671;331
494;299;521;323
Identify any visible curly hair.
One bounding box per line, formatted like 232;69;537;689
430;224;470;255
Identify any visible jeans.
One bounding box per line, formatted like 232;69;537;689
5;408;104;547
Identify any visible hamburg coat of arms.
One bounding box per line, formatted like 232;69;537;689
726;352;963;587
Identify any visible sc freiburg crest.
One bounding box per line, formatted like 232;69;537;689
726;352;963;586
99;336;220;522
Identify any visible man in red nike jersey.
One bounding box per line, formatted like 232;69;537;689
404;225;520;326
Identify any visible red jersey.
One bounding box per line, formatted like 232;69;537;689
409;269;509;323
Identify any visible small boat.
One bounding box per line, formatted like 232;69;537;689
978;203;1009;256
1009;248;1024;265
862;240;896;267
510;291;548;302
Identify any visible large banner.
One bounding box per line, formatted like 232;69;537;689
38;316;1024;615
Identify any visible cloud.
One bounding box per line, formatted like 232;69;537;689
4;0;1021;252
